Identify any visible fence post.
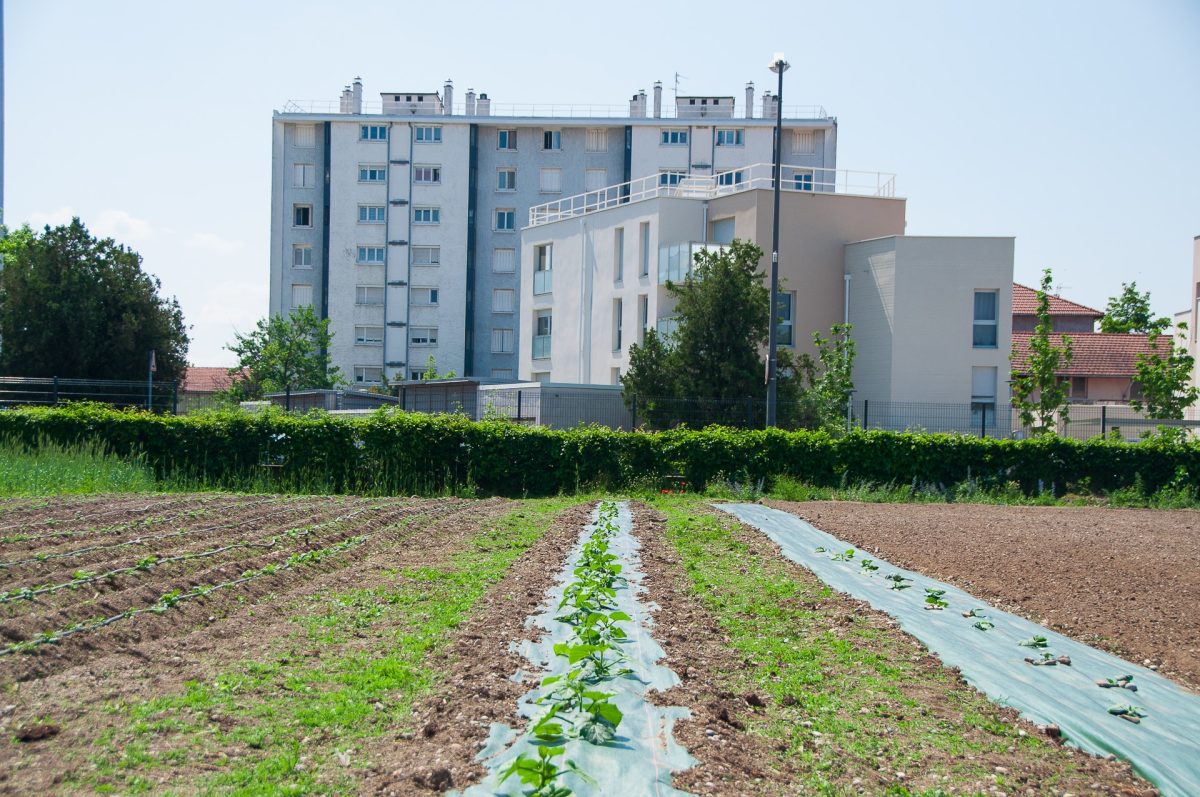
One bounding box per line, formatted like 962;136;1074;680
172;382;179;415
53;376;60;406
1101;404;1107;438
862;399;869;430
631;394;638;429
980;403;987;439
517;390;523;421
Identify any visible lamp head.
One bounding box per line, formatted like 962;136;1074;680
769;53;790;73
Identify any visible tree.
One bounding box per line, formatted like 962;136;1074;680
1011;268;1073;434
0;219;189;381
794;323;856;433
621;239;822;429
1100;282;1168;334
418;354;456;380
224;306;342;409
1131;322;1198;420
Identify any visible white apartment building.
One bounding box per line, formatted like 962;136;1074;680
269;76;837;385
518;169;1015;411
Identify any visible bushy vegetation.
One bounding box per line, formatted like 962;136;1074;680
0;435;156;495
0;403;1196;502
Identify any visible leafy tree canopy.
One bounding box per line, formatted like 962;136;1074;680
1131;322;1198;421
1100;281;1169;334
224;306;342;406
1011;268;1073;434
0;219;189;381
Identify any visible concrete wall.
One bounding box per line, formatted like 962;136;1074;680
847;236;1014;405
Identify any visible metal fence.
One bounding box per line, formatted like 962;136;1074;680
0;376;181;413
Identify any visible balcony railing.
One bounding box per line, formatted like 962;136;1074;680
529;163;898;227
532;335;552;359
533;269;553;295
278;100;829;120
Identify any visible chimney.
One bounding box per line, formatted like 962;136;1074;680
629;90;646;118
653;81;662;118
352;77;363;114
443;79;453;116
745;82;755;118
340;85;352;114
465;88;476;116
762;90;777;120
477;92;491;116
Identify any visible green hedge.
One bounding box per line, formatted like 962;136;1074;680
0;404;1196;497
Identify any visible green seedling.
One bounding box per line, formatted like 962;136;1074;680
884;574;912;590
972;620;995;631
923;588;949;610
552;641;631;680
814;546;827;554
1096;675;1137;691
831;549;856;562
1107;704;1147;724
498;744;593;797
859;558;879;574
1018;636;1049;649
962;608;987;618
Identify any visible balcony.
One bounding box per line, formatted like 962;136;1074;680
532;335;552;359
529;163;898;227
659;242;726;284
533;269;553;295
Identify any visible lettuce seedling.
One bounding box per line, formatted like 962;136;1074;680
923;588;949;610
884;574;912;590
831;549;856;562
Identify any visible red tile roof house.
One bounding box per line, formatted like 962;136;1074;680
1010;284;1156;404
181;366;239;395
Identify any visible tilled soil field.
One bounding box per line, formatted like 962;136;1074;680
0;493;1162;795
772;500;1200;691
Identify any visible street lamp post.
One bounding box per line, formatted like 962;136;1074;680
766;53;789;428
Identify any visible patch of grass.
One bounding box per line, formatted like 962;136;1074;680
0;436;156;496
654;498;1092;794
70;499;576;794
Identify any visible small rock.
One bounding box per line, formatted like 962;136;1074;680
16;724;59;742
1044;724;1062;740
995;766;1008;775
335;750;351;767
896;772;906;780
781;694;797;707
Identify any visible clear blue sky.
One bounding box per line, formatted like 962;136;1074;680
6;0;1199;366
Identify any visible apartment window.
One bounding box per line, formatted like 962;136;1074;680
973;290;999;347
793;170;814;191
717;170;745;187
354;366;384;384
660;128;688;145
412;246;440;266
291;283;313;308
639;295;649;343
612;298;623;351
497;169;516;191
793;129;816;154
354;326;384;346
492;248;516;273
971;366;999;420
776;292;795;346
414;126;442;143
293;163;316;188
356;246;386;264
611;367;621;386
413;165;441;184
492;288;515;313
355;285;384;305
585;169;607;193
539;168;562;193
413;206;440;224
711;217;735;244
491;328;515;353
491;368;513;379
411;287;439;305
534;243;552;295
358;205;386;224
1070;376;1088;399
495;209;516;230
358;164;386;183
294;124;316;148
542;130;562;150
638;222;650;277
498;129;517;150
613;228;624;284
533;311;552;359
716;128;745;147
360;125;387;141
585;128;608;152
293;204;312;228
659;170;685;186
410;326;438;346
292;245;313;268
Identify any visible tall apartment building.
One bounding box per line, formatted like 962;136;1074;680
269;77;837;384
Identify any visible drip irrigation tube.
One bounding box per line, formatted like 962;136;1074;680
456;502;695;797
719;503;1200;797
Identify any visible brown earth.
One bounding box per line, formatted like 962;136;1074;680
0;495;510;794
770;500;1200;691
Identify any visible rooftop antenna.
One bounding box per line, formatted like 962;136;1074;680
1054;282;1071;296
673;72;687;98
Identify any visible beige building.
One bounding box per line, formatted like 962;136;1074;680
518;166;1015;408
1190;236;1200;395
